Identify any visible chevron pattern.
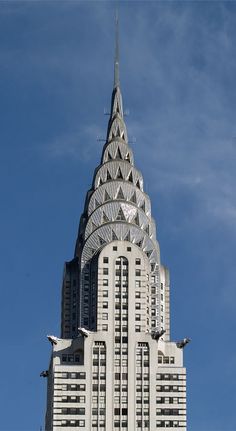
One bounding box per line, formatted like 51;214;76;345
75;84;160;271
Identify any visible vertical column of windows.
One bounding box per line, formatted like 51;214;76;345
150;268;160;331
82;264;90;327
71;278;78;337
92;342;106;430
62;278;71;337
91;268;97;329
136;343;150;430
164;282;170;340
114;257;128;430
134;258;152;334
62;270;79;339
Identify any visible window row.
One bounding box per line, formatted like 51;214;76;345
91;422;105;428
56;372;85;379
136;409;149;416
156;373;184;381
58;408;85;415
103;257;141;265
136;360;149;366
114;336;128;343
59;384;86;391
136;373;149;381
136;397;149;404
56;395;85;403
92;384;106;392
136;386;149;392
156;408;186;416
114;408;128;416
156;397;186;404
114;359;128;366
114;385;128;392
136;420;149;428
92;359;106;366
92;372;106;380
92;408;106;415
156;385;185;393
92;398;106;406
114;373;128;380
60;420;85;427
61;354;80;363
156;420;186;427
115;304;128;310
158;355;175;365
113;246;131;252
114;421;128;428
114;396;128;403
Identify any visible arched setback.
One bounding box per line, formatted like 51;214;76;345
87;181;151;218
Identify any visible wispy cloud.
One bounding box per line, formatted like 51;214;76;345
43;124;103;162
117;4;236;230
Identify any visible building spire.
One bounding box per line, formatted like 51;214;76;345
114;10;120;88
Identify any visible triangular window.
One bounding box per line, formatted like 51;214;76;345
124;231;131;242
130;192;137;204
108;152;112;161
116;207;126;221
112;230;118;240
133;213;139;226
146;250;153;258
115;147;122;160
125;153;130;162
116;167;123;180
102;212;109;223
95;199;100;209
141;201;145;212
151;263;156;272
104;190;111;202
128;171;133;183
145;225;149;235
106;170;112;181
116;187;125;200
137;239;143;248
98;235;106;246
136;179;141;189
92;222;97;232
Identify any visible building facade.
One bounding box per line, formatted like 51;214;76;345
44;33;187;431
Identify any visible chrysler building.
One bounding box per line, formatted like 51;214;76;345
44;20;187;431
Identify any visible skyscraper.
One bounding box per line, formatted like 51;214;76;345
44;20;187;431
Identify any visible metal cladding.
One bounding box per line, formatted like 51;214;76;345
75;83;160;270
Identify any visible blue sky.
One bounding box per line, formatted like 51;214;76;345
0;1;236;430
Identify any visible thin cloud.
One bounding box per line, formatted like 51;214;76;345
43;124;103;162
